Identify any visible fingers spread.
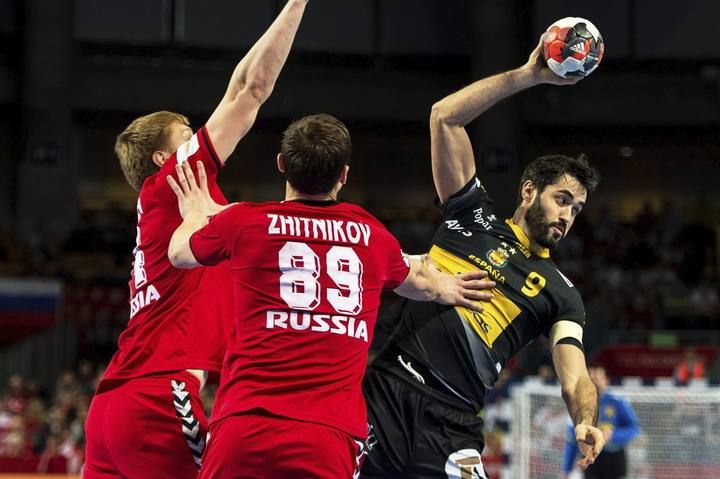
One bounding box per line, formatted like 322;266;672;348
457;270;489;281
166;176;182;196
175;164;191;194
181;161;197;190
196;161;209;191
461;289;494;302
462;279;496;291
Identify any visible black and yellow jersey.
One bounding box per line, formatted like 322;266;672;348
373;177;585;411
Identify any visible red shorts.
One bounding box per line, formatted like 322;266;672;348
198;413;364;479
83;371;207;479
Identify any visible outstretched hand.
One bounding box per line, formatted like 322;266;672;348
166;161;229;220
523;36;583;86
574;423;605;469
424;256;496;312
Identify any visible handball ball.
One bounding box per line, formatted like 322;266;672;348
542;17;604;78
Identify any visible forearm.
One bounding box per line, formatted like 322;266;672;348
226;0;308;103
168;212;208;268
562;375;599;426
431;67;537;127
393;257;441;302
429;67;539;201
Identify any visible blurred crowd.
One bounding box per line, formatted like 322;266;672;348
0;199;717;358
0;206;135;282
0;363;94;473
554;200;718;333
0;363;217;474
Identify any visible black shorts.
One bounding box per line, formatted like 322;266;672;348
584;449;627;479
361;362;489;479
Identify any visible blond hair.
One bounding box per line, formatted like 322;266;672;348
115;111;189;191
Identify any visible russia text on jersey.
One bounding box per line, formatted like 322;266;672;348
266;309;369;342
129;284;161;318
268;214;371;246
129;198;161;319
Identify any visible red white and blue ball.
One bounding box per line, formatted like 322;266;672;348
542;17;604;78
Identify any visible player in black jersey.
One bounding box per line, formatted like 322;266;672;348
361;39;605;479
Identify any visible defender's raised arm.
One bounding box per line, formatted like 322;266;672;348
206;0;309;162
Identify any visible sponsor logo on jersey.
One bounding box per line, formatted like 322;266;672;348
485;242;516;269
266;309;368;342
472;208;494;231
445;219;472;237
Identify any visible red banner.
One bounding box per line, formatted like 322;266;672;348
593;345;718;378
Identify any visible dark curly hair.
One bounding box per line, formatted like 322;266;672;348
516;153;600;205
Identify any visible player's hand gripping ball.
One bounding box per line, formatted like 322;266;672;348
542;17;604;78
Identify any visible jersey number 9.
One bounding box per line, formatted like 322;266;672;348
521;271;546;298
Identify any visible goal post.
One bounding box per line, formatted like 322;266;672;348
509;380;720;479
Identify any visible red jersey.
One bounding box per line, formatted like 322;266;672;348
189;200;410;438
101;127;234;386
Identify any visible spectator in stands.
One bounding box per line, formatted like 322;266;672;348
76;360;96;396
0;361;94;472
688;279;719;329
674;348;706;386
36;434;67;473
6;375;28;415
0;414;28;457
563;363;640;479
537;363;557;385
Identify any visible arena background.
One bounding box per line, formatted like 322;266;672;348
0;0;719;477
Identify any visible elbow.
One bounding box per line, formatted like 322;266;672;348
560;383;576;405
430;101;465;132
430;101;451;128
168;246;191;269
168;248;182;268
245;77;274;105
228;76;273;107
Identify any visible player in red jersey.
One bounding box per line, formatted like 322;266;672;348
83;2;310;478
165;113;496;478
